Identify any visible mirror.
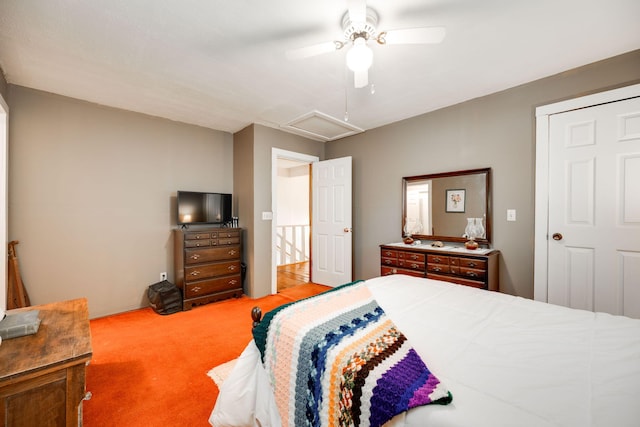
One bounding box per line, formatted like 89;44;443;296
402;168;491;244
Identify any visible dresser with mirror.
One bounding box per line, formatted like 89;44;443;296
380;168;499;291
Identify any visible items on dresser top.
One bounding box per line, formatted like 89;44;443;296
174;228;243;310
0;309;41;339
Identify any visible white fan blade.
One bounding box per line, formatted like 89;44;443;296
286;41;341;60
380;27;446;45
346;0;366;25
353;69;368;88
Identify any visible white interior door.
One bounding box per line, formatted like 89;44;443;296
311;156;353;287
542;95;640;318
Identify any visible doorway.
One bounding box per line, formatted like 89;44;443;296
271;149;319;293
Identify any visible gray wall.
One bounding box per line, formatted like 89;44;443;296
8;85;233;318
325;49;640;299
0;67;7;101
235;124;324;298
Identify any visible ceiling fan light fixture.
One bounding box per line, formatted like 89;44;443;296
346;37;373;72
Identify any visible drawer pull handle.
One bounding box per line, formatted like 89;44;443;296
433;257;442;263
192;286;202;293
195;236;201;239
433;267;441;272
384;260;392;265
410;255;418;260
384;251;392;256
229;280;238;286
228;265;237;271
190;254;201;260
468;262;477;267
229;250;237;255
411;263;419;269
189;270;200;276
466;272;478;278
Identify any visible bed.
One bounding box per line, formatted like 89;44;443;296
210;275;640;427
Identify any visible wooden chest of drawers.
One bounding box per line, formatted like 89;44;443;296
174;228;243;310
0;299;92;427
381;244;499;291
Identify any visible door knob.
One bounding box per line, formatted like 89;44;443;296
552;233;563;241
343;228;352;233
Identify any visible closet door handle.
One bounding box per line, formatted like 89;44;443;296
552;233;563;241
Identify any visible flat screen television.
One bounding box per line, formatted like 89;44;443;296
177;191;232;226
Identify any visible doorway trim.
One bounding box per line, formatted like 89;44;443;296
271;148;319;294
534;83;640;302
0;93;7;318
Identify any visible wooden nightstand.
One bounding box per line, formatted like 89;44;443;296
0;298;92;426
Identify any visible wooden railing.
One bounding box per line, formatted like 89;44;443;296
276;224;310;266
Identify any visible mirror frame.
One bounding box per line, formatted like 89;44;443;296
402;167;492;244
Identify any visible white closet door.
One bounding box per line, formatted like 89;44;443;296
547;96;640;318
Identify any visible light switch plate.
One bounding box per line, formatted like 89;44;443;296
507;209;516;222
261;211;273;220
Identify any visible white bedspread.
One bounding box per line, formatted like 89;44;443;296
210;275;640;427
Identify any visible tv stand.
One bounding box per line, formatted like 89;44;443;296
173;227;243;310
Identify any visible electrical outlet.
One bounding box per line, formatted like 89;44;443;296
507;209;517;222
160;272;167;281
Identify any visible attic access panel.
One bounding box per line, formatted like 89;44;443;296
281;110;363;142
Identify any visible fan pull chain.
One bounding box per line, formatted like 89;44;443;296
344;87;349;122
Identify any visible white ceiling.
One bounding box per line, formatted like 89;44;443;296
0;0;638;141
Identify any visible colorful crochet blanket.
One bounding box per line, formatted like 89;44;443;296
252;280;452;427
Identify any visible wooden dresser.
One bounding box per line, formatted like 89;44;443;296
380;243;499;291
0;298;92;427
174;227;243;310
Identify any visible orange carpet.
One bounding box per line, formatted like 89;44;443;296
84;283;328;427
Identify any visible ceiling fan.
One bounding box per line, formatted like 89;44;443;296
286;0;446;89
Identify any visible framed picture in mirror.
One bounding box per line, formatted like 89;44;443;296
446;189;465;212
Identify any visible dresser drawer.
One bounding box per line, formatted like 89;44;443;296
381;249;398;259
216;237;241;246
185;232;212;241
218;231;240;239
381;266;425;278
427;273;485;289
381;257;398;267
185;261;241;282
459;267;486;280
458;257;486;270
399;252;425;263
185;239;212;248
184;275;242;298
427;263;450;274
185;245;240;265
398;259;425;271
428;254;452;265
